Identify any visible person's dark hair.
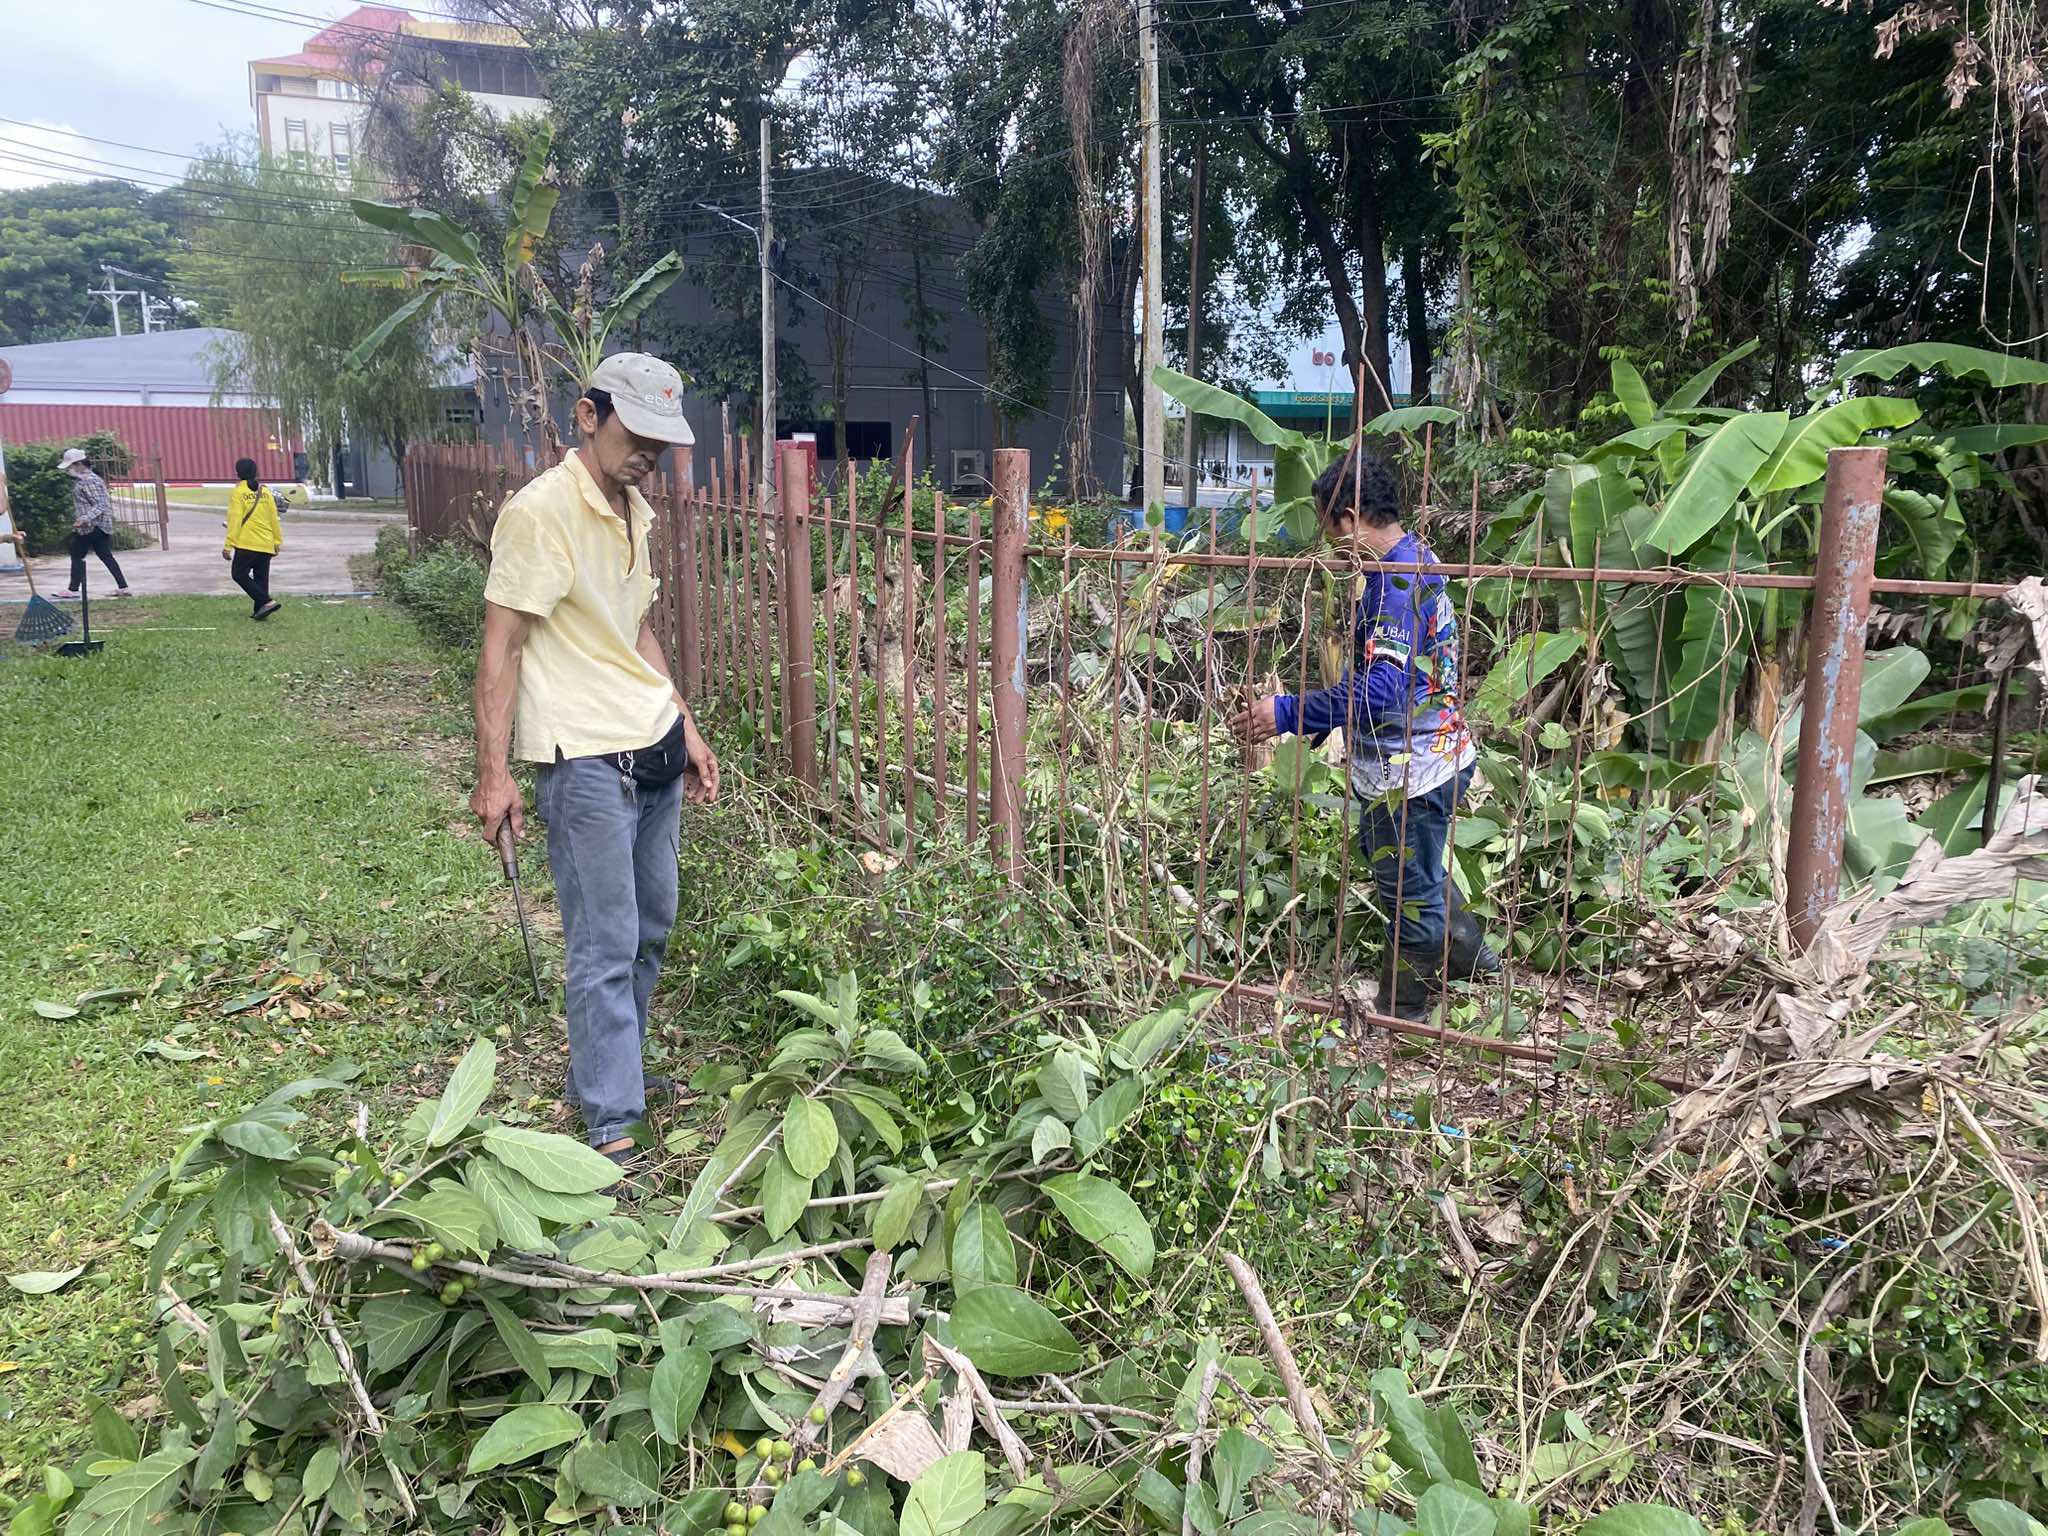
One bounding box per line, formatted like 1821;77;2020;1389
235;457;260;490
582;387;615;426
1311;446;1403;529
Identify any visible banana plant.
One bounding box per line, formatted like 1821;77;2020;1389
1542;340;2048;754
342;120;683;455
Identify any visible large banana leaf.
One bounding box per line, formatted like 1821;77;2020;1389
1360;405;1460;436
1832;342;2048;389
505;186;560;271
1637;412;1788;556
601;252;686;336
1924;423;2048;455
1152;366;1307;453
1585;421;1692;464
1662;521;1768;742
351;200;483;273
1610;358;1656;428
507;122;553;231
1663;338;1760;412
1467;631;1583;728
1880;488;1965;578
1749;397;1921;494
343;286;437;371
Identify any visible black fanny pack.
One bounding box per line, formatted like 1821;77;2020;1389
598;712;690;787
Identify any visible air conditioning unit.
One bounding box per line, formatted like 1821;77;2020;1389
951;450;987;490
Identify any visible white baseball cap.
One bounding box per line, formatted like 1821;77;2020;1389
587;353;695;446
59;448;89;469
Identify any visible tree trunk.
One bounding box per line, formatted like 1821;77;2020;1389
1345;126;1394;417
1403;243;1432;404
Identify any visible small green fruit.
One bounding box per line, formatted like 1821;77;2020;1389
439;1285;461;1306
845;1469;865;1489
411;1252;431;1271
798;1459;817;1474
807;1404;828;1425
762;1464;783;1486
753;1437;775;1460
747;1506;767;1525
425;1242;446;1262
726;1524;747;1536
725;1504;747;1524
1370;1452;1392;1474
772;1439;793;1460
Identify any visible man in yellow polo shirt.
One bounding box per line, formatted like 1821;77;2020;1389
471;352;719;1175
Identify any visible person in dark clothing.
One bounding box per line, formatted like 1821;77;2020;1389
1227;445;1500;1020
59;448;134;598
223;458;283;620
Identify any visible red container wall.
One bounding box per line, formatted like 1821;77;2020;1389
0;405;301;482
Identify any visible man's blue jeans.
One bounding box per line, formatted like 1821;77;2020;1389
1359;765;1471;951
536;756;682;1146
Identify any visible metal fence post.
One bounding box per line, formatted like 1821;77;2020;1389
780;442;820;793
991;447;1029;877
1785;444;1886;951
153;456;170;551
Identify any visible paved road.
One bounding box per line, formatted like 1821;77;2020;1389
1;505;400;603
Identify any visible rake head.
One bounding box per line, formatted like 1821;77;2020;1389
14;593;74;646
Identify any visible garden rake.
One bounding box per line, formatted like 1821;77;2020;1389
12;553;72;646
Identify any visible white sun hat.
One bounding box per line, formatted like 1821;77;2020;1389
587;353;696;446
58;448;90;469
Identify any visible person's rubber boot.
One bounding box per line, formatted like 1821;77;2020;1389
1444;885;1502;981
1379;942;1438;1022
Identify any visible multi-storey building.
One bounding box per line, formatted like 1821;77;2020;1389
248;5;544;171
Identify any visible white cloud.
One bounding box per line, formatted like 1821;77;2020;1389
0;122;101;192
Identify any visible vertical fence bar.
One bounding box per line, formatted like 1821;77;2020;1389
821;489;841;807
154;456;170;551
964;499;983;843
1786;445;1887;952
781;442;819;793
930;489;950;821
845;467;868;831
679;481;704;704
990;448;1029;878
870;472;894;848
900;432;919;864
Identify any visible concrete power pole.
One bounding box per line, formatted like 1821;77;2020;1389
90;272;138;337
759;115;777;511
1181;139;1207;512
1138;0;1165;522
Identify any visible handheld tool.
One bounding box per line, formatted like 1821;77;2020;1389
11;550;73;646
496;820;547;1003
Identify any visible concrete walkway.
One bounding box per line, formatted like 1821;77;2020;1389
1;505;401;603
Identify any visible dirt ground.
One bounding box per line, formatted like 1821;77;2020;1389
0;505;399;604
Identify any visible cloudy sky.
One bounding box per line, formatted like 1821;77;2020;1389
1;0;316;190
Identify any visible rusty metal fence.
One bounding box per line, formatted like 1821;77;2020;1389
402;429;2030;1077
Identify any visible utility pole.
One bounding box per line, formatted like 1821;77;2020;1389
90;270;138;337
759;115;777;511
1138;0;1165;522
1181;138;1207;512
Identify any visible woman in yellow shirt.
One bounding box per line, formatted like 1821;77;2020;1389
223;458;284;620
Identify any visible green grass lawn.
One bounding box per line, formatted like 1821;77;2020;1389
0;597;542;1473
160;486;405;514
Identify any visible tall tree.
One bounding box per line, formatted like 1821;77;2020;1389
173;146;449;487
0;180;185;346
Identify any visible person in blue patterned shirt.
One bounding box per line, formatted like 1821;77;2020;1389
1228;445;1499;1018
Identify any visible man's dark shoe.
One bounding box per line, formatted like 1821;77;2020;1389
1380;943;1438;1022
601;1145;654;1199
1443;887;1502;980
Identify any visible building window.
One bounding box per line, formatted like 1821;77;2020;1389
284;118;309;157
330;122;352;170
